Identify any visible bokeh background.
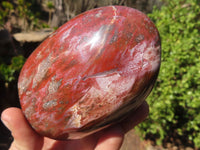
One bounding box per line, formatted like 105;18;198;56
0;0;200;149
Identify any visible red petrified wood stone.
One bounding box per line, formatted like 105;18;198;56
18;6;161;140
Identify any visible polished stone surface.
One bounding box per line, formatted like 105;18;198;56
18;6;161;140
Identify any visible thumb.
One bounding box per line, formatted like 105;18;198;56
1;107;43;150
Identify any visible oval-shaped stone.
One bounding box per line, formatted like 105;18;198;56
18;6;161;140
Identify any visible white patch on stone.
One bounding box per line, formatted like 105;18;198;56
32;55;52;88
143;44;161;72
66;105;81;128
18;74;33;95
60;23;78;42
111;6;117;24
95;10;102;18
128;41;161;73
36;50;43;60
42;99;58;110
48;77;62;94
130;42;146;57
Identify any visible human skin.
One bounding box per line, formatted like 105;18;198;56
1;101;148;150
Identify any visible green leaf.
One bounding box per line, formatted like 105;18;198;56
137;0;200;148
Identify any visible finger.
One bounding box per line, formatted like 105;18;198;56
120;101;149;133
42;135;98;150
95;125;124;150
1;107;43;150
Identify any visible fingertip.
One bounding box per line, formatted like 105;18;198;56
1;107;43;150
1;107;21;131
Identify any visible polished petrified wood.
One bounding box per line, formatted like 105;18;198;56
18;6;161;140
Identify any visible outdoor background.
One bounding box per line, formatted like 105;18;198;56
0;0;200;149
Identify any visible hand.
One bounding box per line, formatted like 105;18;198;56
1;101;149;150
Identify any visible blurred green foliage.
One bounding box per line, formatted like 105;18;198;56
0;55;25;83
0;0;47;30
136;0;200;148
16;0;41;30
0;0;42;83
0;1;14;25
